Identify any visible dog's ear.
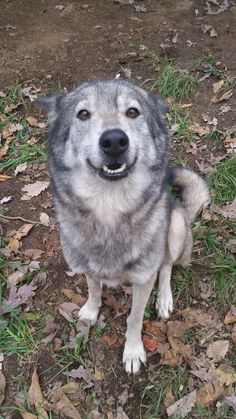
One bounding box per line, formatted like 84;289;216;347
148;92;169;117
37;93;66;124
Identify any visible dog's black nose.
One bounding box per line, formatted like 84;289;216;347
99;129;129;156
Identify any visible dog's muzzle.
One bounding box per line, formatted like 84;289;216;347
98;129;129;180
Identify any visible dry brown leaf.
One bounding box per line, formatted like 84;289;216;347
211;90;233;103
94;368;105;381
224;308;236;325
188;122;210;137
21;180;50;201
215;364;236;386
2;126;12;140
167;390;196;417
0;142;10;160
0;174;12;181
224;395;236;412
24;248;44;259
62;288;86;306
62;381;80;394
99;331;122;347
8;238;21;251
116;406;130;419
28;369;48;418
0;371;6;406
196;378;224;408
214;199;236;219
27;116;38;127
206;340;229;363
213;80;224;94
21;413;38;419
8;270;25;287
58;302;80;322
49;393;82;418
13;223;34;240
164;389;175;409
143;320;167;352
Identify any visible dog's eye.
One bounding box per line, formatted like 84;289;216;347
77;109;91;121
126;107;140;119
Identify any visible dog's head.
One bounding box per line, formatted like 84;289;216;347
39;79;169;182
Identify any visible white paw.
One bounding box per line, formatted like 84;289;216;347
122;340;146;374
78;302;99;325
156;288;173;320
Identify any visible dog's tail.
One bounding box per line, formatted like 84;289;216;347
171;167;211;223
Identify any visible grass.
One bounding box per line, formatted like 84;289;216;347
207;156;236;204
0;84;47;170
152;61;198;100
168;104;193;141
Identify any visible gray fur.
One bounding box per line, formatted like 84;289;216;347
40;79;210;374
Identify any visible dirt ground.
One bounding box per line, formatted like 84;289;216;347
0;1;236;418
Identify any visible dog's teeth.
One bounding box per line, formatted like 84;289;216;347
103;163;127;174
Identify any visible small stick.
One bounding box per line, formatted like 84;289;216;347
0;213;43;225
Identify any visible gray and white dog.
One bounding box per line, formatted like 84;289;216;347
39;79;210;374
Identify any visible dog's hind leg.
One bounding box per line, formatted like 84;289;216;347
79;276;102;325
123;273;156;374
156;208;187;320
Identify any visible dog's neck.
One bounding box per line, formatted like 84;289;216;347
70;167;153;226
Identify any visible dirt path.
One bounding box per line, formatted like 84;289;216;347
0;1;236;418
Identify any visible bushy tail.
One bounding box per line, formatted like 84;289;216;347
172;167;211;223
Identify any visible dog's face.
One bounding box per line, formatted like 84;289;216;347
39;80;168;182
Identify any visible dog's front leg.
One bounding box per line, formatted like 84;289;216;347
79;276;102;325
123;273;156;374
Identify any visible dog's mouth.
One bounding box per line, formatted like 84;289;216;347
87;158;136;181
100;163;128;180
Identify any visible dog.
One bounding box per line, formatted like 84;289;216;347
39;79;210;374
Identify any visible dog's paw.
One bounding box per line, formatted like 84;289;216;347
122;340;146;374
78;302;99;325
156;288;173;320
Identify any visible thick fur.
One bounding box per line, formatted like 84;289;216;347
39;79;210;374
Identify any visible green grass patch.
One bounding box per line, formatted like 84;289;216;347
207;156;236;204
153;62;198;100
168;104;193;140
213;256;236;305
0;141;47;170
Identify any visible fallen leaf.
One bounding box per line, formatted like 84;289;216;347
143;320;167;352
211;90;233;104
8;238;21;251
164;389;175;408
99;331;121;347
21;180;50;200
0;174;12;181
21;413;38;419
224;308;236;324
214;199;236;219
27;116;38;127
215;364;236;386
0;371;6;406
167;390;196;417
210;28;218;37
0;142;10;159
231;325;236;345
116;406;130;419
1;284;37;313
190;368;215;382
4;103;21;113
224;395;236;412
24;248;44;259
28;369;48;418
94;368;105;382
58;302;80;322
117;388;129;406
186;141;198;155
8;270;25;287
13;223;34;240
189;122;210;137
0;195;12;204
39;212;50;226
1;126;12;140
65;365;94;385
47;393;82;418
62;381;80;394
14;162;27;176
62;288;86;306
207;340;229;363
196;379;224;407
213;80;224;94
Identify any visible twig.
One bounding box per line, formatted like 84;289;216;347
0;214;43;225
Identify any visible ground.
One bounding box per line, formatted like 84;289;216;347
0;0;236;418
